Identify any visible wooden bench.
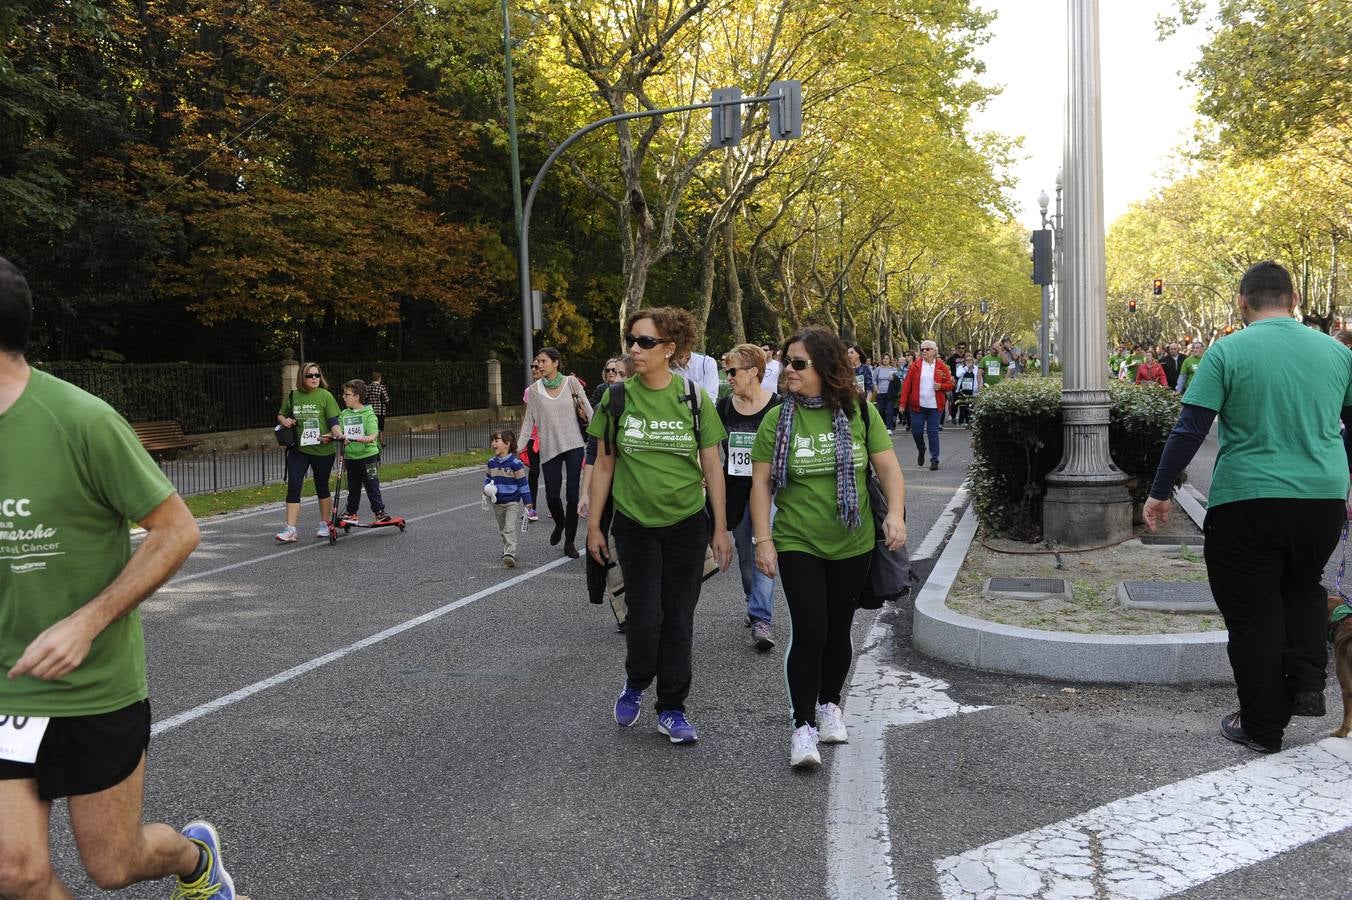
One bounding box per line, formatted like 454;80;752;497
131;421;202;460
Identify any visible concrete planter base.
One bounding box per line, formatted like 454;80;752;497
913;507;1231;684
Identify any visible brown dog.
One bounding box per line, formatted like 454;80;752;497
1329;595;1352;738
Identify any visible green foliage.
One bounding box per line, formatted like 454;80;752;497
969;378;1183;540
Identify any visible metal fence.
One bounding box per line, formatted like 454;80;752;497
160;421;518;497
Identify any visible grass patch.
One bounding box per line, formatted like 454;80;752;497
183;449;489;519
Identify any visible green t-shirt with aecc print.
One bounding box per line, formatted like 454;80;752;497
1183;317;1352;507
0;369;175;717
339;405;380;460
751;401;892;560
587;375;727;528
978;354;1003;386
280;387;341;456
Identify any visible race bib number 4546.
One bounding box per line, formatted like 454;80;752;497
0;714;50;764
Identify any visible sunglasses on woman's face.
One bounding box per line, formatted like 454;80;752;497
304;372;321;379
604;368;619;375
787;358;813;371
723;367;747;378
625;334;668;350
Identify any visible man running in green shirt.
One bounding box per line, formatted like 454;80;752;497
0;256;238;898
978;345;1004;388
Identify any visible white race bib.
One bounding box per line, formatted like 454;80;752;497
0;714;50;764
300;418;322;447
986;362;1000;377
344;421;365;441
855;374;866;393
726;431;754;477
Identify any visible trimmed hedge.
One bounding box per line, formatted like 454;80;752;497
968;377;1182;540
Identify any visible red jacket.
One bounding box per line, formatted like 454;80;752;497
899;358;956;414
1135;362;1167;387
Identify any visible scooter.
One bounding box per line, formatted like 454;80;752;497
328;438;407;545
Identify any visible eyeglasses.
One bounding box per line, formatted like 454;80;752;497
603;367;619;375
723;367;748;377
787;358;814;371
625;334;669;350
304;372;321;379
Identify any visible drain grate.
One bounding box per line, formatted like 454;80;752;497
988;577;1066;593
1118;580;1216;613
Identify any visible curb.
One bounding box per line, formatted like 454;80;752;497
912;506;1231;684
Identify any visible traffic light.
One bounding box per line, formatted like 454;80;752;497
1128;299;1137;314
1030;229;1053;285
1152;278;1163;296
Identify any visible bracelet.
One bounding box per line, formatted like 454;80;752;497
751;535;773;546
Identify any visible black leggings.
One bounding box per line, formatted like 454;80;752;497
778;550;873;728
541;446;584;543
284;449;335;503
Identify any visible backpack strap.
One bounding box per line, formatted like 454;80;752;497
604;383;626;457
683;375;702;447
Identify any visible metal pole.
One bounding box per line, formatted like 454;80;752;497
1042;0;1131;546
1039;203;1051;377
503;0;526;379
518;95;776;383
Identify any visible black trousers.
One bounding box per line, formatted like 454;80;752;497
1203;498;1344;748
778;550;873;728
541;446;584;544
284;448;335;503
344;455;385;515
611;509;709;713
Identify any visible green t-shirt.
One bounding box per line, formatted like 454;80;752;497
280;388;341;456
587;376;726;528
1183;317;1352;507
1122;354;1144;380
1178;353;1202;385
339;405;380;460
978;354;1003;386
1109;354;1124;376
0;370;175;716
751;401;891;560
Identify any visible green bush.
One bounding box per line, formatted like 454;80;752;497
968;377;1182;540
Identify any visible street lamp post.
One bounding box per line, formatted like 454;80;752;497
1042;0;1132;547
1038;189;1052;377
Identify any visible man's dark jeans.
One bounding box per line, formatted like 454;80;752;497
1203;498;1344;749
611;509;710;713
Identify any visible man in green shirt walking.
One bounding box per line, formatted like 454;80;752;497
1144;261;1352;754
1176;340;1204;393
0;257;237;898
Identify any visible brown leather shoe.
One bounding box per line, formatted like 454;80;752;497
930;461;939;470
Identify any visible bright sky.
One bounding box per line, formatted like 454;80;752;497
970;1;1213;231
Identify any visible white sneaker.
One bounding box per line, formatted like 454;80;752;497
274;525;298;543
316;522;331;539
816;702;849;744
790;724;821;769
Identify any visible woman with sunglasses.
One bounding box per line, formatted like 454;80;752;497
587;307;733;745
718;344;780;651
519;347;592;557
749;327;906;769
275;362;343;542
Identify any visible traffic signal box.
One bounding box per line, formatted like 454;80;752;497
1152;278;1163;296
1128;299;1137;313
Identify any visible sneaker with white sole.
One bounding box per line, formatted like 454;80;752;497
173;820;235;899
614;683;644;727
790;724;821;768
657;710;698;743
316;521;331;539
274;525;298;543
816;702;848;744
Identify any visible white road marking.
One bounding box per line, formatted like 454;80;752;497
912;481;969;561
164;501;480;587
934;736;1352;900
151;555;573;736
826;481;989;900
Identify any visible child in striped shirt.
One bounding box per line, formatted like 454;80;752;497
485;429;533;567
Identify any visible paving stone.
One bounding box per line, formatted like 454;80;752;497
983;576;1071;603
1117;580;1217;613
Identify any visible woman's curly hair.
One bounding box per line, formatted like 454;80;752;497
626;307;699;366
782;327;858;417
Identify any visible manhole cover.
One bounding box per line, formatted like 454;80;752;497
989;577;1065;593
1139;535;1205;546
1118;580;1216;613
982;577;1071;602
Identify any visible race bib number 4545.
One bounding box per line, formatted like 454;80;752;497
0;714;50;764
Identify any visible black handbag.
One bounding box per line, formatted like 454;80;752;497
857;406;917;609
274;390;297;447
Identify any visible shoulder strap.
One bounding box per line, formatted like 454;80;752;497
715;394;731;425
604;383;626;456
683;375;702;446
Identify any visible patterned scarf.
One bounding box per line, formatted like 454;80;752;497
771;393;861;530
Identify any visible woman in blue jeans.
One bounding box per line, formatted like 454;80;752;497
717;343;781;651
897;340;954;470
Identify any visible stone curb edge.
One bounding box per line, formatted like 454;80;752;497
912;505;1231;684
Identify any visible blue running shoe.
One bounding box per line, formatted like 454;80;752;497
614;683;644;727
657;710;698;744
172;820;235;899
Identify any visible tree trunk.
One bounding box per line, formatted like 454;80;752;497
723;216;746;345
696;239;718;348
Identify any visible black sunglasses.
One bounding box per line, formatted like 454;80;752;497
787;358;814;371
304;372;321;379
625;334;669;350
603;367;619;375
723;366;747;377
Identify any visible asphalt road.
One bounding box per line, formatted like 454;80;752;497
42;425;1352;899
